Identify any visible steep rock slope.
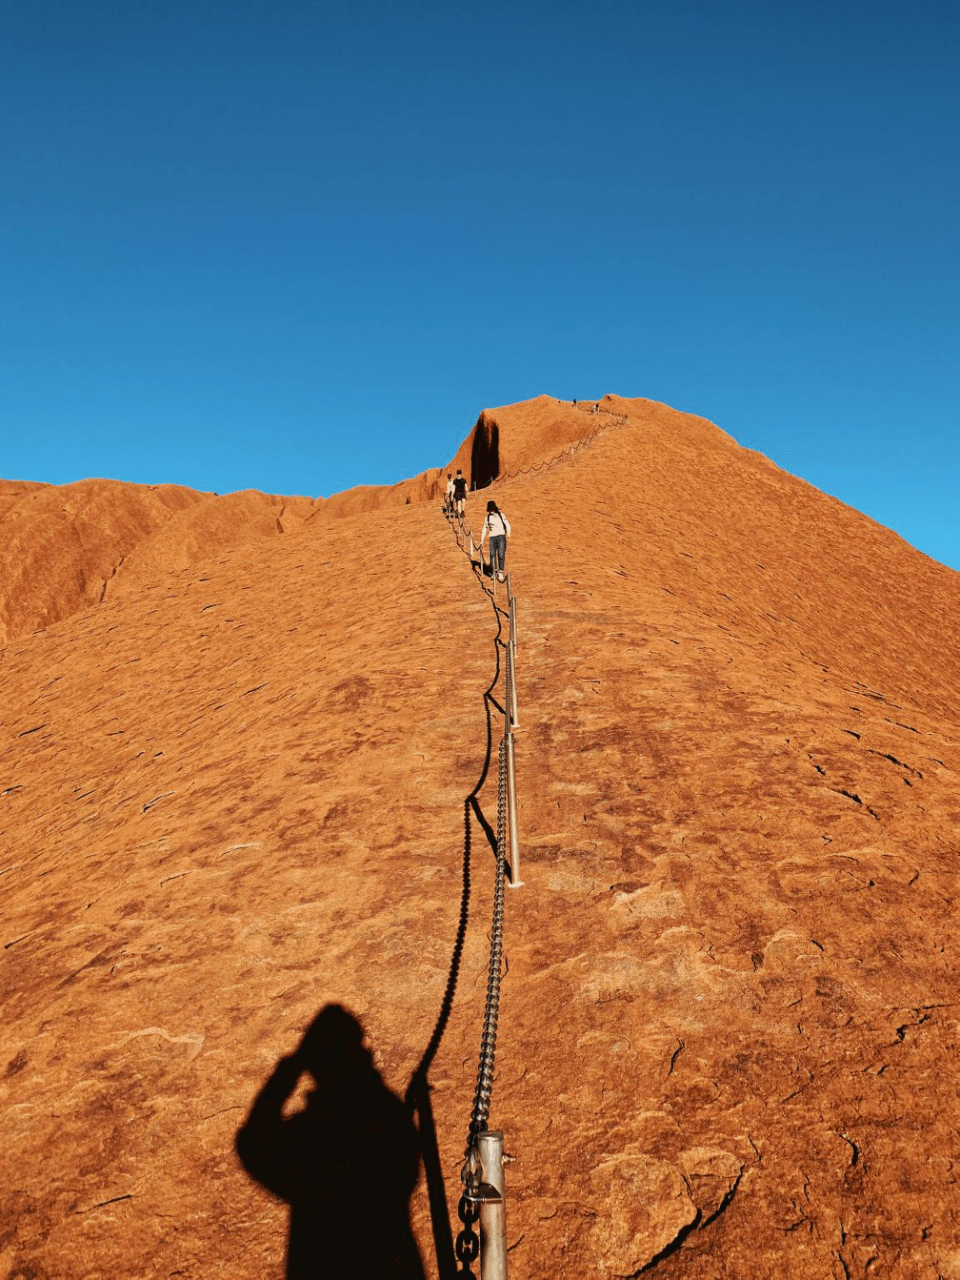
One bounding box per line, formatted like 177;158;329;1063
2;397;960;1278
0;479;315;644
102;489;315;602
0;395;618;645
472;400;960;1276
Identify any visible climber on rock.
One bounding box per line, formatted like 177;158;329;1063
452;469;467;519
480;499;511;582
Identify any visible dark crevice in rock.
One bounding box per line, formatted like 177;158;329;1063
638;1169;743;1273
4;931;35;950
702;1168;744;1227
470;413;501;490
99;553;127;604
79;1194;135;1213
869;749;921;778
637;1210;703;1274
889;719;920;734
892;1013;930;1044
667;1038;685;1075
836;1132;860;1166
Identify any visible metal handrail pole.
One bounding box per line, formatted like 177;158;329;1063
509;594;518;656
507;640;519;730
477;1130;508;1280
504;640;516;730
505;730;522;887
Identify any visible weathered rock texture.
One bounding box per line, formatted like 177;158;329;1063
2;395;960;1278
0;479;316;645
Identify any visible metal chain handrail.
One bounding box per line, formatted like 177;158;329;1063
488;410;629;484
455;740;508;1272
437;410;630;508
469;735;508;1136
442;407;623;1276
445;508;518;1278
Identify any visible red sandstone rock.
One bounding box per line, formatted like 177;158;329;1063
0;479;316;644
2;397;960;1278
104;489;316;602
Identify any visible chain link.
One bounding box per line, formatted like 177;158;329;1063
455;1194;481;1277
469;736;508;1135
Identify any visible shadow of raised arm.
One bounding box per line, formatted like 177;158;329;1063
236;1005;426;1280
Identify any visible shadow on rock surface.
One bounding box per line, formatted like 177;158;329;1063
470;414;500;490
236;1005;426;1279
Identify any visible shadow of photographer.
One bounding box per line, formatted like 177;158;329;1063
236;1005;426;1279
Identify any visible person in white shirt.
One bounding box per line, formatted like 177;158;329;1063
443;473;454;519
480;500;511;582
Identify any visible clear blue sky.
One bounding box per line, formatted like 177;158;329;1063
2;0;958;567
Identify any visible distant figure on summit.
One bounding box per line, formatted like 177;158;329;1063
480;500;511;582
452;469;467;519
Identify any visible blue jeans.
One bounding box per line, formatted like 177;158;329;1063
489;534;506;575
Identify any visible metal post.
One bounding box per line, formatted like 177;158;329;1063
477;1130;508;1280
507;641;519;730
508;593;518;657
469;532;475;559
505;731;521;887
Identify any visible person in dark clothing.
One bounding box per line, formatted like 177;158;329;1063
452;469;467;518
236;1005;425;1280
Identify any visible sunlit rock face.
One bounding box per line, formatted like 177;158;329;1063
3;395;960;1278
0;477;316;644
